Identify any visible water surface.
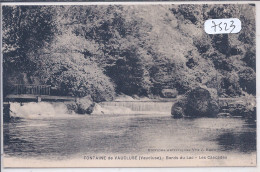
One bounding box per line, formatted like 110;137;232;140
4;113;256;160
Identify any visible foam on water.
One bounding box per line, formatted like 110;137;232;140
10;102;74;119
9;101;173;119
92;103;170;115
100;101;173;112
92;104;133;115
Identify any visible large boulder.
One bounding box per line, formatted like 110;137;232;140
171;97;187;118
76;96;95;114
171;104;185;118
66;96;95;115
171;87;219;118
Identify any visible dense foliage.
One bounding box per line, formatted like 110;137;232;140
3;4;256;101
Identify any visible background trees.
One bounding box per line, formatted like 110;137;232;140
2;4;256;100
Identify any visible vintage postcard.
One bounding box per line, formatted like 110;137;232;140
1;1;257;168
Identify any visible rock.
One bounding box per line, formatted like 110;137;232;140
229;104;256;119
171;87;219;118
65;101;77;113
76;96;95;115
66;96;95;115
221;95;256;119
185;87;219;117
210;100;220;115
171;105;184;118
161;89;178;98
171;96;188;118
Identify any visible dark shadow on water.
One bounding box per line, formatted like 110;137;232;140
4;120;34;157
171;116;198;120
4;115;257;159
244;118;257;129
171;116;257;154
216;131;256;153
171;116;214;121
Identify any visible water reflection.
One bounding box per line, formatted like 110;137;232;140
216;131;256;153
4;115;256;160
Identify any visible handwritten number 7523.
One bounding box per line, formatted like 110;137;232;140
211;20;236;33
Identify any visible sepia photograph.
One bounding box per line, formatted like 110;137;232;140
1;2;256;167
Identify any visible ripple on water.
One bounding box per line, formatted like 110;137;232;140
3;114;256;160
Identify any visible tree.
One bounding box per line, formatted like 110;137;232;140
2;6;56;95
239;67;256;95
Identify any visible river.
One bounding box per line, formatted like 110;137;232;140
3;102;256;167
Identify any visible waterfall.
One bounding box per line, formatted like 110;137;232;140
100;101;173;112
9;101;175;117
9;102;73;119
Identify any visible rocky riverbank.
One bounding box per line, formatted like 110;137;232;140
171;87;256;119
8;88;255;120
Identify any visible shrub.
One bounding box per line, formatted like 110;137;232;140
238;67;256;95
161;89;178;98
